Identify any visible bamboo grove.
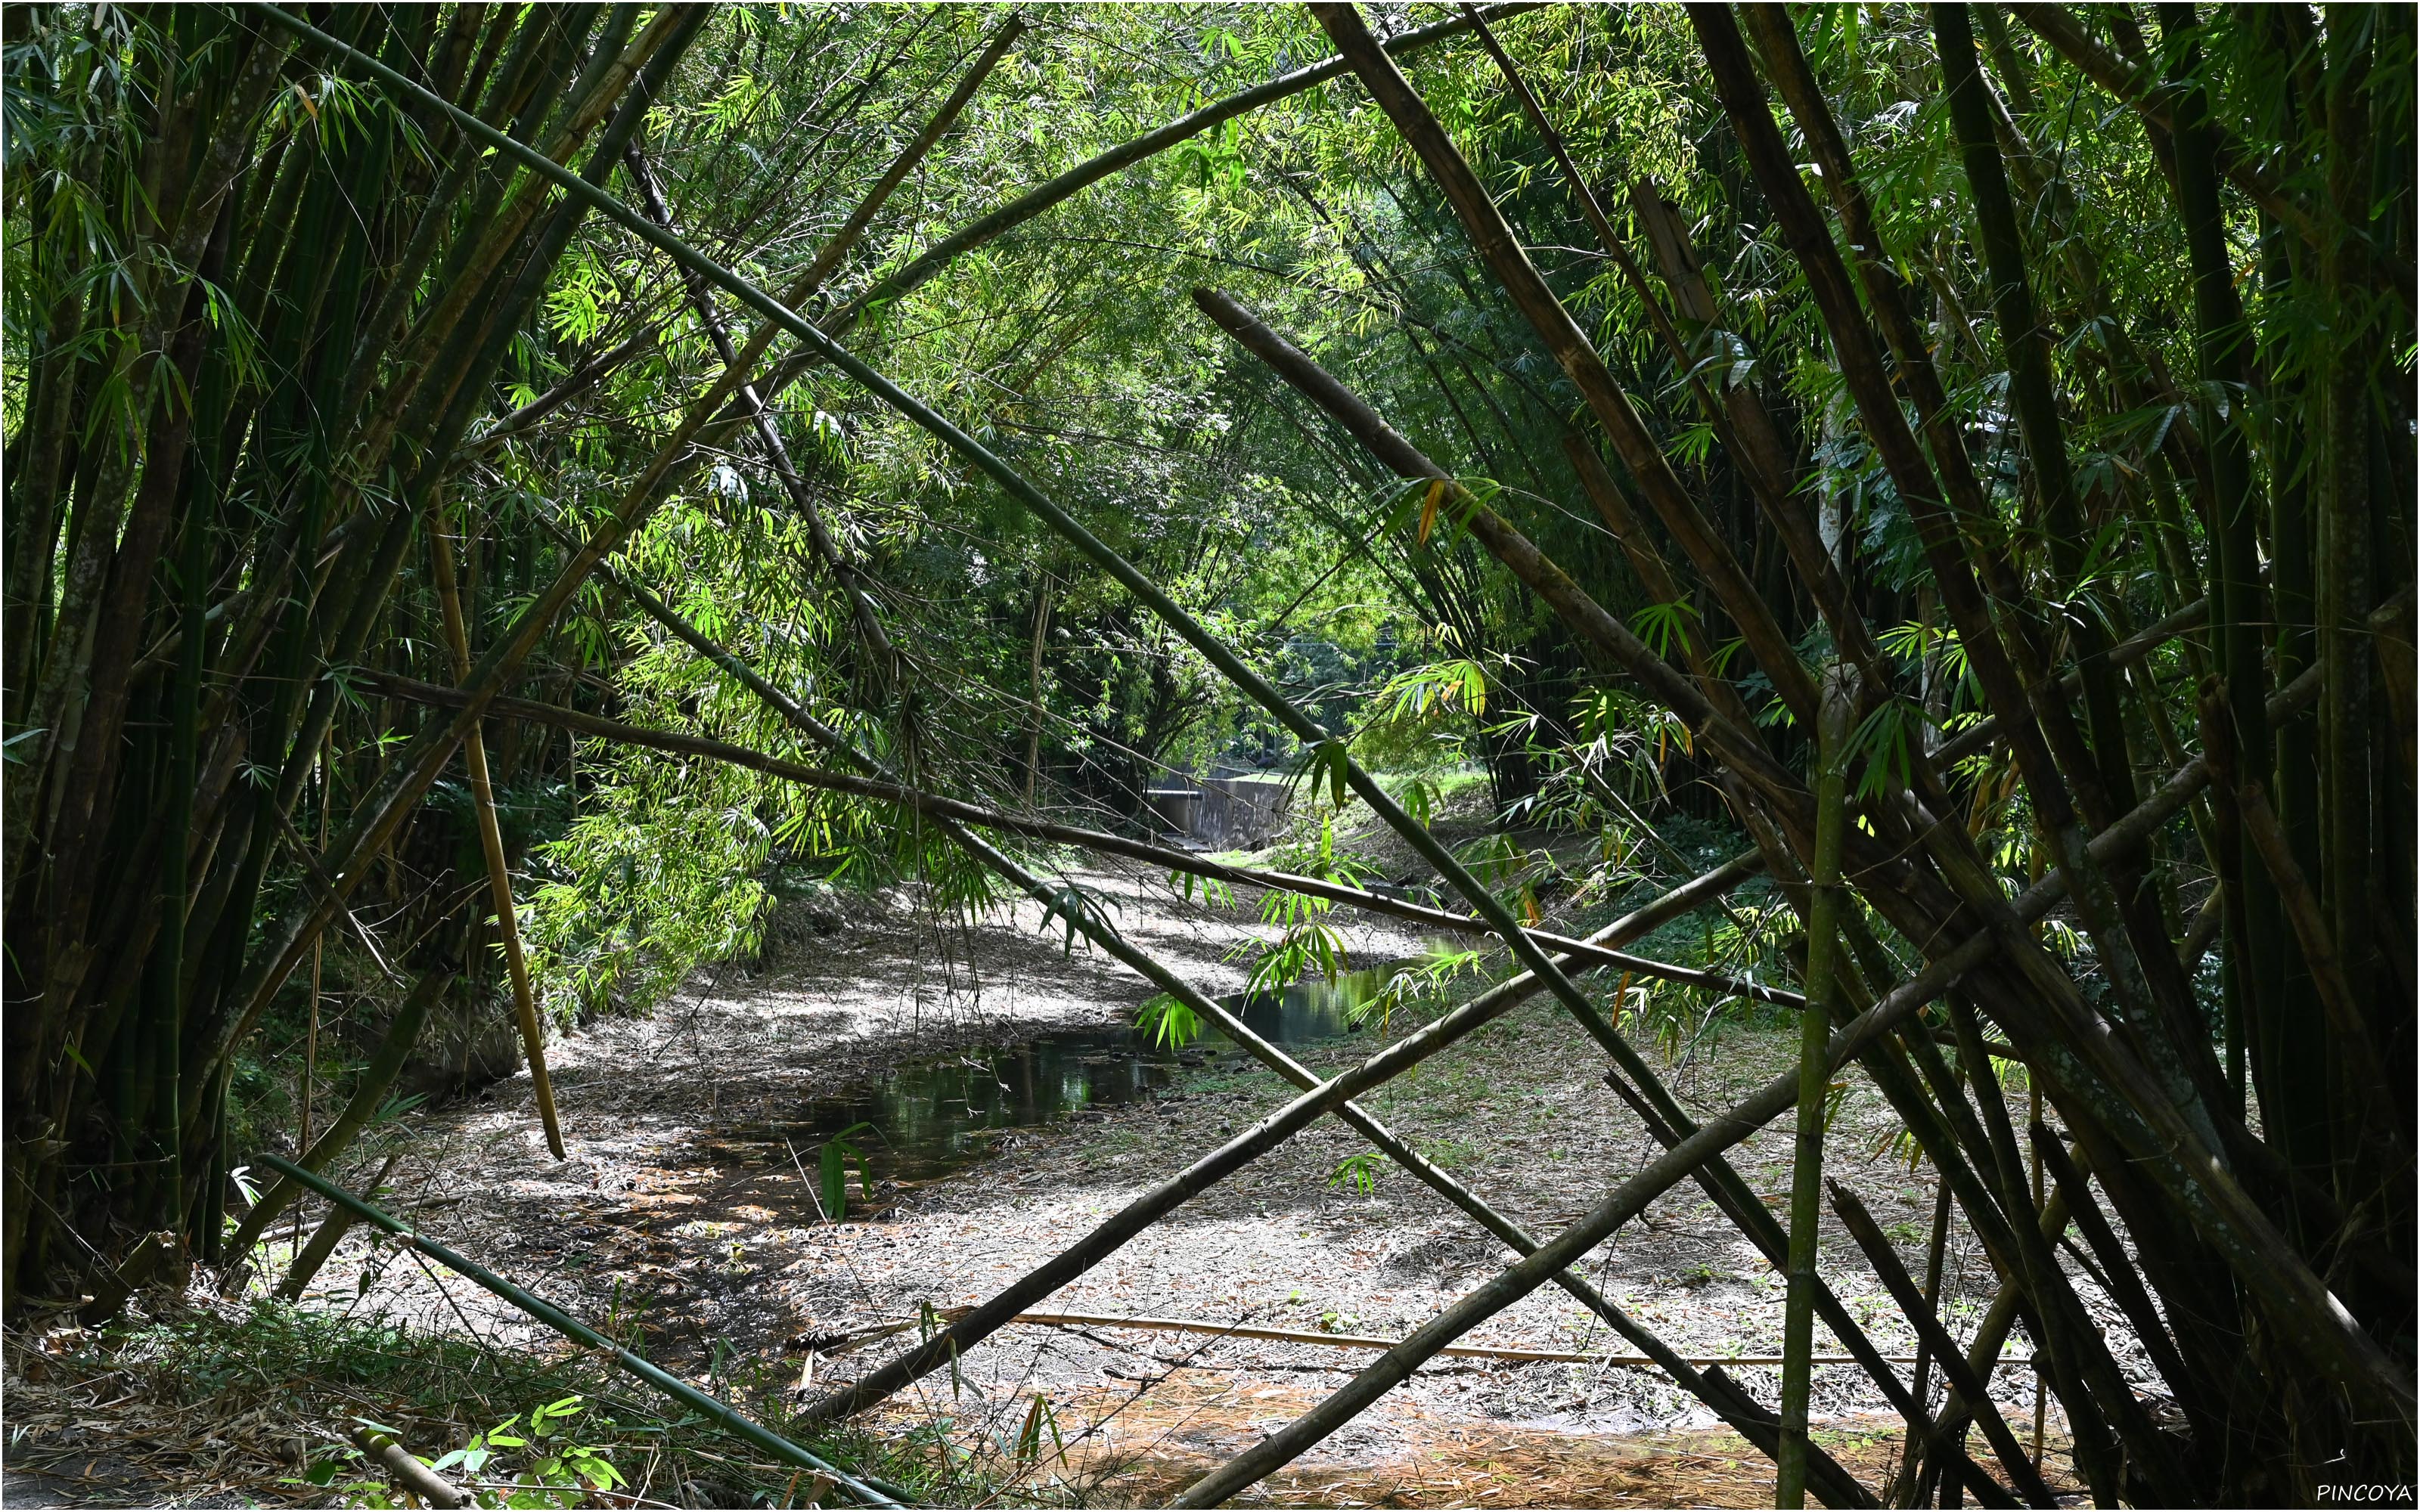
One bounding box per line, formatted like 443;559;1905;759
3;3;2413;1505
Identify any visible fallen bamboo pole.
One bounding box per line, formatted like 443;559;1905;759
816;1306;2043;1374
254;1156;907;1509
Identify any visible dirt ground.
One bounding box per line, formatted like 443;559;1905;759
209;836;2147;1507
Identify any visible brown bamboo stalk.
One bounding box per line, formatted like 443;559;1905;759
1459;5;1882;679
425;507;564;1160
851;1306;2017;1371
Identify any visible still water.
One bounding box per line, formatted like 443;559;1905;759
752;971;1389;1187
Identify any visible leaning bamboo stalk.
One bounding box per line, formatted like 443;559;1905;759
1602;1068;2010;1510
1167;927;2009;1507
1891;1176;1957;1505
225;969;446;1259
1310;1;1821;729
1828;1183;2059;1507
280;1151;402;1301
1190;287;1794;798
1780;668;1855;1507
425;506;564;1160
256;1157;902;1508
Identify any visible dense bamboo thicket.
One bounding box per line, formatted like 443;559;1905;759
4;3;2412;1505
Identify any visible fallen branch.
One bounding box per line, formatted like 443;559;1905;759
816;1306;2039;1373
354;1427;467;1510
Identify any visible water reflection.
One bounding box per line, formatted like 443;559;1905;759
751;971;1388;1186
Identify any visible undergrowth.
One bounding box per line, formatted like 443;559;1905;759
9;1293;1003;1508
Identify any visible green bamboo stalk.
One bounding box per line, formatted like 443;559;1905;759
1781;665;1856;1507
2156;4;2304;1155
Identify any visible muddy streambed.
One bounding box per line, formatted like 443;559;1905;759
263;862;2127;1505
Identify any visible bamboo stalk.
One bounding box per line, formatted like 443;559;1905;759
1309;2;1820;729
425;505;563;1160
1828;1182;2056;1507
225;970;446;1261
355;1426;467;1510
1890;1173;1957;1506
280;1151;402;1301
1779;667;1855;1507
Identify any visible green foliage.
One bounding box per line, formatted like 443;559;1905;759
1137;991;1203;1050
816;1123;878;1222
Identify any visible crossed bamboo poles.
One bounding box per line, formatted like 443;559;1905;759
251;5;2410;1504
